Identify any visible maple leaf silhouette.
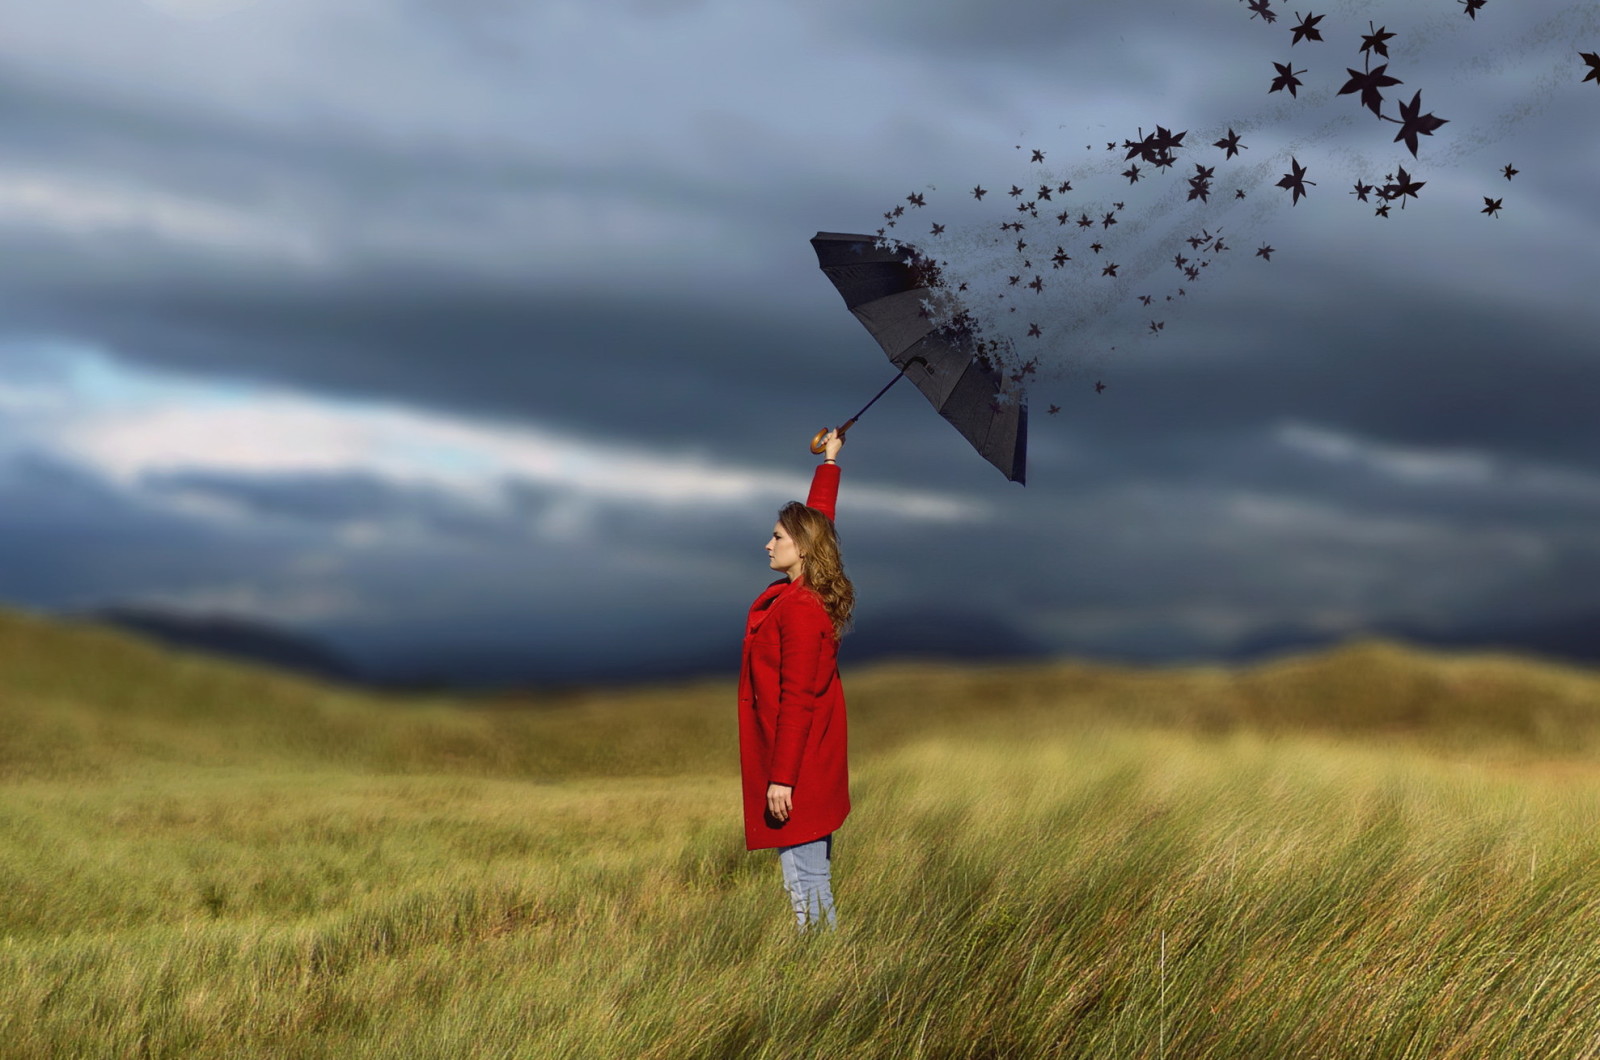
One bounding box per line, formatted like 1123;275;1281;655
1482;197;1503;217
1077;213;1094;228
1048;404;1062;414
1101;212;1118;229
1460;0;1486;18
1270;61;1307;96
1037;184;1054;201
1351;180;1375;201
1028;323;1042;337
1056;211;1071;226
1123;164;1143;183
1339;64;1403;117
1256;244;1275;259
1214;128;1246;158
1386;165;1425;205
1058;181;1072;193
1051;247;1071;268
1276;156;1315;203
1028;275;1045;293
1009;185;1025;197
1360;21;1395;58
1583;51;1600;85
1149;320;1165;333
1139;294;1153;305
931;223;945;236
1016;238;1028;252
1502;163;1518;179
1235;189;1246;199
973;185;987;200
1091;242;1105;253
1094;381;1106;393
1245;0;1277;24
1290;11;1325;43
907;192;925;207
1031;149;1045;162
1103;263;1119;276
1392;91;1448;157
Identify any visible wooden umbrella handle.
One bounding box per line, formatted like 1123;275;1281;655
809;419;856;454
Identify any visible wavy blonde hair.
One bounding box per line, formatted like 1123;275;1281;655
779;501;854;639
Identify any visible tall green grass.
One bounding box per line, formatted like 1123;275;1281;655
5;609;1600;1057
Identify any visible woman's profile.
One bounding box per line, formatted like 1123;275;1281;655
738;428;853;931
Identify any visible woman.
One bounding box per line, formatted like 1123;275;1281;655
738;428;853;931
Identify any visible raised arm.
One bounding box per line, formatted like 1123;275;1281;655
804;429;844;522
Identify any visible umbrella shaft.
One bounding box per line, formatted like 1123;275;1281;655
846;369;907;425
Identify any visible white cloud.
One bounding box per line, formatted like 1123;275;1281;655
10;345;989;532
1276;420;1600;501
0;169;328;267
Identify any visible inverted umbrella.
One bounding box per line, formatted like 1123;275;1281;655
810;231;1027;485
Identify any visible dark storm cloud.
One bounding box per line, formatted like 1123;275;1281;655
2;0;1599;682
0;450;320;607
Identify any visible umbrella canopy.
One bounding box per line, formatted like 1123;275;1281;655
811;231;1027;485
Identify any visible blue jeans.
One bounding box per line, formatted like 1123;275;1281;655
777;833;836;931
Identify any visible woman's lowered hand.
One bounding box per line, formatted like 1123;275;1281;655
766;783;793;822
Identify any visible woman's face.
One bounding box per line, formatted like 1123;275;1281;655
766;521;803;579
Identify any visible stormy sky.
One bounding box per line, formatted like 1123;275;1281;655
1;0;1597;685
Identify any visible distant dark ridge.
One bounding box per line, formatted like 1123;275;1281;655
72;605;360;684
38;603;1600;693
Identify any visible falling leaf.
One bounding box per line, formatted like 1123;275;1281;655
1289;11;1325;44
1482;197;1503;217
1360;21;1395;59
1338;63;1403;117
1392;91;1448;157
1385;165;1425;206
1276;156;1315;203
1582;51;1600;85
1245;0;1277;24
1213;128;1246;158
1270;60;1307;96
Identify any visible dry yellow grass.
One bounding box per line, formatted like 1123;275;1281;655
5;608;1600;1057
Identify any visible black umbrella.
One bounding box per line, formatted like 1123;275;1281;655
810;231;1027;485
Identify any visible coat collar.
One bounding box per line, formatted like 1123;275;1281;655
747;576;805;635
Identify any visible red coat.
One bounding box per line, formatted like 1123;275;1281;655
738;462;850;850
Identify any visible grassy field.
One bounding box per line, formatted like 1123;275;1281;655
5;608;1600;1058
